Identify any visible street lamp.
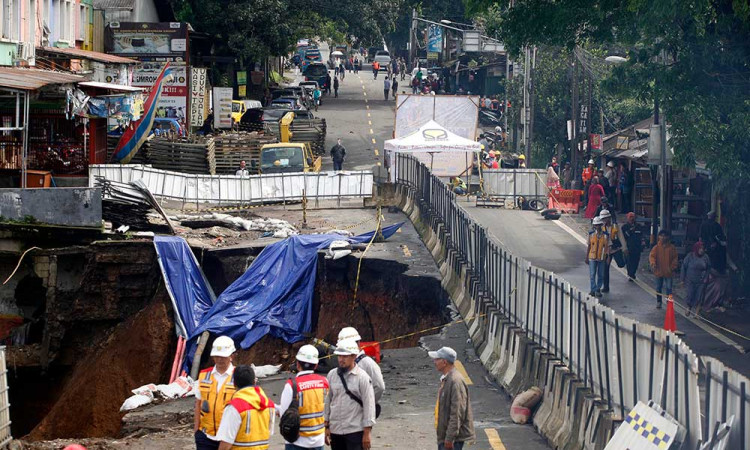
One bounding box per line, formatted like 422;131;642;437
440;19;475;29
604;55;627;64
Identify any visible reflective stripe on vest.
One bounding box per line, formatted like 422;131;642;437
230;386;275;450
198;368;236;436
291;373;329;438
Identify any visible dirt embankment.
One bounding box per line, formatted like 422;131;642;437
27;290;175;440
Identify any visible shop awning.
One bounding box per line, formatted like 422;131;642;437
78;81;143;92
38;46;138;64
0;67;83;91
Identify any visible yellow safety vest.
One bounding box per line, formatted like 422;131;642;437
229;386;275;450
291;373;329;437
198;367;236;436
588;230;610;261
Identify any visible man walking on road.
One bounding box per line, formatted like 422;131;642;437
194;336;237;450
649;230;678;309
330;139;346;171
622;212;645;280
372;61;380;79
277;345;329;450
586;216;609;297
325;339;376;450
325;73;332;95
334;77;340;98
383;77;391;101
337;327;385;403
215;365;275;450
391;78;398;99
430;347;475;450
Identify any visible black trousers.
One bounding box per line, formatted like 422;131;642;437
331;432;364;450
195;430;220;450
627;250;641;279
603;257;612;290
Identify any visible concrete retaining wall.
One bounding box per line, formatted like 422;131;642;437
0;188;102;228
387;184;616;449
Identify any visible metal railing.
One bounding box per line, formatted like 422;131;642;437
394;153;747;449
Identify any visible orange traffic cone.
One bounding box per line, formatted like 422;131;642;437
663;294;677;332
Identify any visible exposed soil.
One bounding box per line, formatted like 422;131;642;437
26;289;175;440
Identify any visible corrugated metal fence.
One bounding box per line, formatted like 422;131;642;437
395;153;746;449
0;347;10;446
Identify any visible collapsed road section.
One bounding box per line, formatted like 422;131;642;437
1;208;449;444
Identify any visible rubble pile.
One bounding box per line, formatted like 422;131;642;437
175;213;298;238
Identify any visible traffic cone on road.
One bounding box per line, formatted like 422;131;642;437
663;294;677;332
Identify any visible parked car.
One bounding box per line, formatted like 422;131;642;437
242;100;263;110
367;47;380;62
373;50;391;69
271;98;301;110
240;107;316;129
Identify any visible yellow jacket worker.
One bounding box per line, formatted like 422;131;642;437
194;336;237;450
217;365;275;450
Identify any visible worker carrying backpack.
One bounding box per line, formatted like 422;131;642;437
279;375;300;442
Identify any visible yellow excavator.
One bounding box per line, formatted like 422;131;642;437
258;112;322;174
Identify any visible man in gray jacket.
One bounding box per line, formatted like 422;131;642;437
429;347;475;450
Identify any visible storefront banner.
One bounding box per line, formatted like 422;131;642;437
213;87;233;129
105;22;189;63
190;68;207;127
132;63;188;123
427;25;443;53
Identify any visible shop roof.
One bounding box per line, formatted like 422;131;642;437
78;81;143;92
39;46;138;64
0;67;83;91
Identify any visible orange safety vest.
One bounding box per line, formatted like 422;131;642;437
229;386;275;450
289;373;329;437
582;167;595;183
198;367;236;436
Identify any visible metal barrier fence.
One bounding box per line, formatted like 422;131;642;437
0;346;10;446
89;164;374;207
394;153;746;449
480;168;547;206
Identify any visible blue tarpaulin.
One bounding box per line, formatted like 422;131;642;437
181;222;403;370
154;236;216;338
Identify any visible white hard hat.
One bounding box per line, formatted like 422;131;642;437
211;336;236;357
606;161;615;168
599;209;611;219
296;344;319;364
333;339;360;356
592;217;603;226
338;327;361;342
588;159;595;165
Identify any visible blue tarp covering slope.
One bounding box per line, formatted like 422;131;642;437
154;236;216;338
183;222;403;369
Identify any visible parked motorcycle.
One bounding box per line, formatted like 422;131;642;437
479;109;503;126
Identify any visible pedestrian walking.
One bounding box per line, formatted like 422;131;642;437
599;210;620;293
561;162;573;189
372;61;380;79
582;159;595;205
700;211;727;273
649;230;678;308
383;77;391;101
325;73;332;95
334;77;340;98
215;365;275;450
621;212;645;280
325;339;376;450
411;77;419;94
330;139;346;171
595;196;617;223
194;336;237;450
337;327;385;403
334;64;340;77
429;347;475;450
277;345;329;450
584;177;605;219
681;242;711;316
340;63;346;80
354;58;359;73
313;87;321;111
391;78;398;99
586;216;609;297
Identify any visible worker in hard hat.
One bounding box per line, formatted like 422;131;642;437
325;339;376;450
195;336;237;450
215;365;275;450
277;345;330;449
518;154;527;168
337;327;384;403
582;158;596;207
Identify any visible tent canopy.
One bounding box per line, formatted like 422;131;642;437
384;120;481;153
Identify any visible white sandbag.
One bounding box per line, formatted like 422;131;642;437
132;384;157;397
252;364;282;379
510;386;543;424
156;376;194;399
120;394;153;412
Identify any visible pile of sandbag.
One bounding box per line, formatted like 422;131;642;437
510;386;543;424
120;376;193;412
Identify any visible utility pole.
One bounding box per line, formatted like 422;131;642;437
527;46;536;159
504;53;509;134
409;8;417;69
570;52;578;184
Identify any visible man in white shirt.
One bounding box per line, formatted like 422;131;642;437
235;160;250;177
337;327;384;403
194;336;236;450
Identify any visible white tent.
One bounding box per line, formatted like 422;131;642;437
384;120;480;179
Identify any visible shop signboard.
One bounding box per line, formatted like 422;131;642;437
190;68;208;127
213;87;233;129
427;25;443;53
105;22;189;63
132;63;188;124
